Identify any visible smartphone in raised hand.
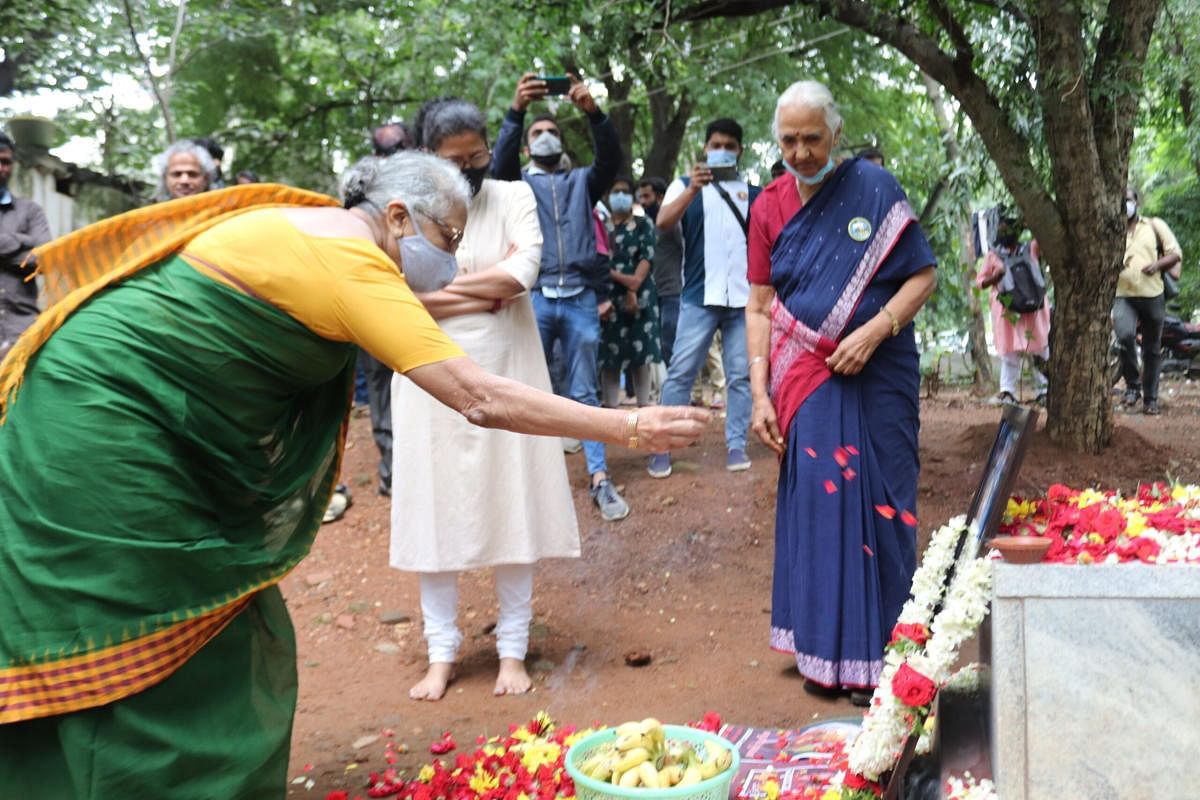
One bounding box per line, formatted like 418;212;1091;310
536;75;572;96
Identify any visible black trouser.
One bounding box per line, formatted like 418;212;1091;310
1113;293;1165;403
356;349;393;489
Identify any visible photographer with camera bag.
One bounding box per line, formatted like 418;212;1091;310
976;213;1050;406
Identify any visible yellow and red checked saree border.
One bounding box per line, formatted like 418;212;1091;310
0;186;352;725
0;594;254;724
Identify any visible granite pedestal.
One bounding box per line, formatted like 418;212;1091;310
986;563;1200;800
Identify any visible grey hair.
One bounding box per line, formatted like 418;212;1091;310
772;80;843;139
339;150;470;221
152;140;217;201
416;97;488;152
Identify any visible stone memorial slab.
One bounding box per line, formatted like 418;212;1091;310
988;562;1200;799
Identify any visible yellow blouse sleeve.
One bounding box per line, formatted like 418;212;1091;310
324;244;465;373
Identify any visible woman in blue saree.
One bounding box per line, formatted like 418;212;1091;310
747;81;937;705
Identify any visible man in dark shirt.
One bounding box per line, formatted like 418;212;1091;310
0;134;52;359
636;176;683;365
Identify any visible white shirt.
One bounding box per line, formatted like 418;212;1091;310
664;177;751;308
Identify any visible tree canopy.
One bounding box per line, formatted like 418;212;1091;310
2;0;1196;453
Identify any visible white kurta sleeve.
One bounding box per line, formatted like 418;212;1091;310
495;181;544;290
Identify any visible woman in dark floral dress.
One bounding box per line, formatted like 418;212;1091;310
600;177;662;406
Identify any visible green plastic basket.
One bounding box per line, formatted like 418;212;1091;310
566;725;741;800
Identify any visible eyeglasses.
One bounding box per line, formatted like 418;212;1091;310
417;210;464;249
440;149;492;171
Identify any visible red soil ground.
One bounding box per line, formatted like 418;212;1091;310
284;383;1200;796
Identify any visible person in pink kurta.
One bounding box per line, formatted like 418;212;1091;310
975;220;1051;404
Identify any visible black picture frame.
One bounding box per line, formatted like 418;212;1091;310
963;404;1039;556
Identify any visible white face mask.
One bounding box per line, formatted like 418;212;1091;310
1126;200;1137;219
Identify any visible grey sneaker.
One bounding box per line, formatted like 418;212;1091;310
647;453;672;478
726;448;751;472
590;479;630;521
562;437;583;454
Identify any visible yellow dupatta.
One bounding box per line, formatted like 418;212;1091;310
0;183;340;421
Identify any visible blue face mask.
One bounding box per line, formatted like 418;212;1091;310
609;191;633;214
784;156;836;186
398;213;459;292
706;149;738;168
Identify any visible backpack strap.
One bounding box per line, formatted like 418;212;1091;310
709;182;749;237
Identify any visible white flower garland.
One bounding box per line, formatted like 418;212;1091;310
945;773;999;800
847;516;994;782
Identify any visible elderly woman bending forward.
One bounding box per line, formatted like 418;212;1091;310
746;81;936;706
0;151;706;798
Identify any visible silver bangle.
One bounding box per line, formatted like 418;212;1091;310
750;356;767;368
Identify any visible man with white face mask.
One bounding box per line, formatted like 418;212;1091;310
649;118;761;479
491;71;628;520
1114;186;1182;415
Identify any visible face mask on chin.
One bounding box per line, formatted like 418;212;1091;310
1126;200;1137;220
785;156;835;186
397;214;459;293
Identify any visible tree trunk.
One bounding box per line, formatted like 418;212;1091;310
643;89;693;180
603;74;635;179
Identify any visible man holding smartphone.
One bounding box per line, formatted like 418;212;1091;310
649;118;760;478
491;72;630;521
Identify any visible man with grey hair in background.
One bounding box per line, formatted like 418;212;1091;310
152;140;217;202
0;132;52;359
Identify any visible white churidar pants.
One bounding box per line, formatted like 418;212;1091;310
418;564;534;663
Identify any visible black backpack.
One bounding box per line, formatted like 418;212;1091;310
996;243;1046;313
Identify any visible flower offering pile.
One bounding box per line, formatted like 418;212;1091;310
338;712;589;800
1001;483;1200;564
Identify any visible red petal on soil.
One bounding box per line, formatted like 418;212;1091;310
863;544;874;556
875;504;896;519
805;447;817;458
824;480;838;494
900;510;918;527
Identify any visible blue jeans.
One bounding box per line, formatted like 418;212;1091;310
533;290;607;476
658;293;681;366
659;303;750;451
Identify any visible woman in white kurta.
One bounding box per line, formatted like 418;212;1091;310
391;98;579;700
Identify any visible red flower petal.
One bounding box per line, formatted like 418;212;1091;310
834;447;849;467
842;468;856;480
805;447;817;458
863;544;874;556
875;504;896;519
846;445;859;455
824;479;837;494
900;510;918;527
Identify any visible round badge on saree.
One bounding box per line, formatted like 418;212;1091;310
848;217;872;242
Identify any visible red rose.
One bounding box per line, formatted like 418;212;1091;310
891;663;937;708
889;623;930;647
1047;484;1074;502
843;772;884;795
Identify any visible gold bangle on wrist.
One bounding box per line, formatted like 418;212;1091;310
882;306;901;337
625;410;640;449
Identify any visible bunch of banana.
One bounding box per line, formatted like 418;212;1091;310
575;718;734;790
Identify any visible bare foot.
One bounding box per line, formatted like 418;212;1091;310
494;658;532;696
409;662;456;701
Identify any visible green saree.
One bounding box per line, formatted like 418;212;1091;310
0;255;354;796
